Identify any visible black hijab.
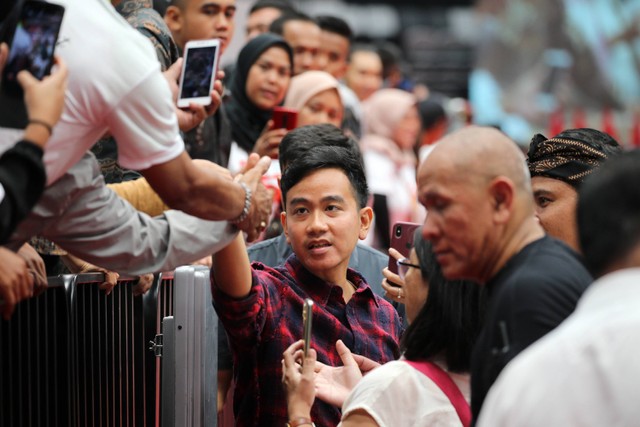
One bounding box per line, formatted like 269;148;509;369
225;33;292;152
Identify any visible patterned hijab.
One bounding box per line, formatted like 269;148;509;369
225;33;293;152
527;128;621;188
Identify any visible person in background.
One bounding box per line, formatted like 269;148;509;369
225;33;292;173
344;45;383;102
283;228;484;427
417;95;449;162
315;15;362;138
417;126;593;421
527;128;621;253
165;0;236;166
361;88;424;250
211;143;401;426
283;70;343;129
269;11;320;76
478;149;640;427
246;0;294;40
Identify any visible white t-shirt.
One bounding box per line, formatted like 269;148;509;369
0;0;184;185
340;360;470;427
477;268;640;427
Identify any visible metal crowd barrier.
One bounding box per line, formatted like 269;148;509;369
0;267;218;427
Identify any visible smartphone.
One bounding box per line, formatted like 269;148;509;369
271;106;298;130
177;39;221;108
1;0;65;98
387;221;421;276
302;298;313;359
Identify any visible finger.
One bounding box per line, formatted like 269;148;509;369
16;70;38;90
262;120;274;134
302;348;317;373
216;69;225;81
335;340;357;367
255;156;271;175
212;79;223;96
388;247;404;260
166;58;183;82
48;56;68;84
0;42;8;71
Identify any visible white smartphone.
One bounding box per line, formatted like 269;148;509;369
177;39;221;108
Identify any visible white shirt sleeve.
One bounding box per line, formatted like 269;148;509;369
106;71;185;171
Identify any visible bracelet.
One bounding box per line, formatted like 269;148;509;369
230;181;252;224
28;119;54;136
286;418;315;427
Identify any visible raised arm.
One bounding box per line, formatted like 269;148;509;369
211;232;253;299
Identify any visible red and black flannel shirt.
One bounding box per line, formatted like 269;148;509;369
211;254;402;427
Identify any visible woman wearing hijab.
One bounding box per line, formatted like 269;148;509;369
225;33;293;173
360;88;424;249
283;70;344;129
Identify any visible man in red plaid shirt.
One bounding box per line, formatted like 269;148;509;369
211;133;401;427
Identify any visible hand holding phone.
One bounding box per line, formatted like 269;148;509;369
1;0;65;98
302;298;314;360
271;106;298;130
387;222;421;275
177;39;221;108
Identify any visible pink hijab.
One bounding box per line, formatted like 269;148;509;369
362;88;417;139
361;88;417;166
284;71;342;111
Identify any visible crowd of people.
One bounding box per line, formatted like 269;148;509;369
1;0;639;426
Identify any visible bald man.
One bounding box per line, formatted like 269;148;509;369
417;126;592;421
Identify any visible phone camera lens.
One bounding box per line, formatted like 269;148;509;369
395;226;402;237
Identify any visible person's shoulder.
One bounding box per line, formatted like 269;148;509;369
505;237;591;287
354;242;387;265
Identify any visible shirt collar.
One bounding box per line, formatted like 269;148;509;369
284;254;378;306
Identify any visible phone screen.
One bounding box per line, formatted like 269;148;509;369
2;1;65;96
179;44;218;101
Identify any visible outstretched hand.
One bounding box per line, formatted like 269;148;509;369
234;154;274;242
314;340;365;407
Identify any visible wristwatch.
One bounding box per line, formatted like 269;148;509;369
286;417;315;427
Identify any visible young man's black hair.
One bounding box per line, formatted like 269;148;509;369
315;15;352;42
280;144;369;209
250;0;294;15
268;10;314;36
278;123;361;171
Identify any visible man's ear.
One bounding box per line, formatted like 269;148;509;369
358;206;374;240
164;5;183;35
280;210;290;244
489;177;514;224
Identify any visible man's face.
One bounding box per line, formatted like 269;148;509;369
344;51;382;101
532;176;579;251
166;0;236;54
316;30;349;79
246;7;281;40
282;168;371;283
417;157;496;281
282;20;321;75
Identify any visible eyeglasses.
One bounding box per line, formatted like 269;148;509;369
396;258;420;280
